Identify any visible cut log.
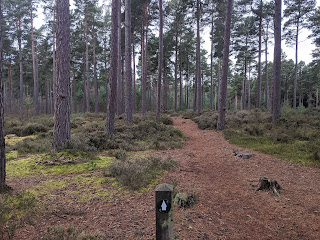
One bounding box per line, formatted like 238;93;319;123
234;151;255;159
256;177;281;197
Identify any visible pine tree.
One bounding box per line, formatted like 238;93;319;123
272;0;282;121
156;0;163;120
0;0;6;189
217;0;233;130
106;0;119;137
52;0;71;152
125;0;133;123
283;0;315;109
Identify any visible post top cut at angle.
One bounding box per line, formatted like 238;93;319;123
155;183;173;192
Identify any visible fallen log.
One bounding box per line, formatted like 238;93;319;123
234;151;255;159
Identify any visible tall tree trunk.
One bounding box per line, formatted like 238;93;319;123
293;23;299;109
93;37;98;113
248;65;251;109
31;4;39;115
217;0;233;130
0;0;6;188
132;36;136;113
163;62;167;111
52;5;56;114
53;0;71;152
242;49;247;110
106;0;119;137
217;58;221;110
265;22;270;111
85;8;90;112
179;38;183;110
256;1;262;108
45;77;49;114
210;15;214;111
272;0;282;122
196;0;202;112
186;57;189;109
117;1;122;116
156;0;163;120
125;0;133;123
174;27;178;113
104;38;109;111
8;58;12;113
17;18;24;118
141;5;147;115
73;70;77;113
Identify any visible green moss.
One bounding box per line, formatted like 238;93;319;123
5;135;36;146
7;155;113;178
6;151;18;161
225;129;320;167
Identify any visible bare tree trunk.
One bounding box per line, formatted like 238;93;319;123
0;0;6;188
117;1;122;116
217;0;233;130
242;50;247;110
53;0;71;152
125;0;133;123
106;0;119;137
132;36;136;113
186;57;189;109
248;65;251;109
141;5;147;115
85;8;90;112
210;15;214;111
256;1;262;108
52;5;56;114
8;58;12;113
272;0;282;122
316;88;319;109
179;38;183;110
31;4;39;115
73;70;77;113
17;17;24;118
265;22;270;111
104;38;109;111
217;58;221;111
293;23;299;109
93;37;98;113
163;63;167;111
235;92;238;110
196;0;202;112
174;28;178;113
156;0;163;120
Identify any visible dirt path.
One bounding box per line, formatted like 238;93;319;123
13;117;320;239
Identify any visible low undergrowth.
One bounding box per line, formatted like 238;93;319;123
5;112;184;157
0;191;37;240
44;225;105;240
107;153;177;190
191;109;320;167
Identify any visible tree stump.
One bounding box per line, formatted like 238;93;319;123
256;177;281;197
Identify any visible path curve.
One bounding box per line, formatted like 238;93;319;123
165;117;320;239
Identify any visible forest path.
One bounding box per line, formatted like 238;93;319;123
12;116;320;240
165;116;320;239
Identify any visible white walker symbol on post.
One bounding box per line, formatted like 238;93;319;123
161;200;167;211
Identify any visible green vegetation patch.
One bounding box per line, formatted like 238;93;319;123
191;109;320;167
30;175;111;203
107;154;177;190
8;113;184;155
44;225;105;240
6;154;113;178
0;191;37;239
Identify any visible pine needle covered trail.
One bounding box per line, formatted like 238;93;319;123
166;117;320;240
11;117;320;239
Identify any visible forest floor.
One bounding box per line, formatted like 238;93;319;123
10;117;320;239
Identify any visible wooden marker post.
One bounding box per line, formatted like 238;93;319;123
155;183;173;240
